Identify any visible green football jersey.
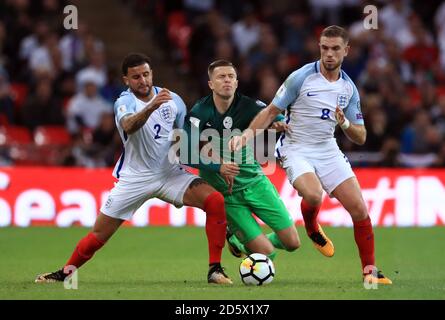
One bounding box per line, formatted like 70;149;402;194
183;92;273;194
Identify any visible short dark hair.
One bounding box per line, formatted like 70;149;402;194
320;25;349;44
208;60;237;78
121;53;151;75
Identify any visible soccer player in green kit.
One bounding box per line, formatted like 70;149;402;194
182;60;300;260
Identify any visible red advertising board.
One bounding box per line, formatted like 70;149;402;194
0;167;444;227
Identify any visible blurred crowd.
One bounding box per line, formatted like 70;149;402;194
0;0;124;167
1;0;445;168
132;0;445;168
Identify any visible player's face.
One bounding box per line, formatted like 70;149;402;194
208;66;238;99
124;63;153;98
319;36;349;71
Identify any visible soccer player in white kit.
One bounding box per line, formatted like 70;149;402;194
230;26;392;285
35;53;238;285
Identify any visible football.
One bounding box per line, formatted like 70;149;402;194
239;253;275;285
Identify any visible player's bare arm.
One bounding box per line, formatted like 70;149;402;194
201;142;240;191
229;104;282;151
121;89;172;134
270;121;288;132
198;140;239;193
220;163;240;194
335;106;366;145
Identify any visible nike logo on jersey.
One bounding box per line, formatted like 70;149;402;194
205;122;212;127
307;92;317;96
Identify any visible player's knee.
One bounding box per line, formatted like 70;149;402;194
284;237;301;252
91;231;109;244
348;201;368;220
254;242;275;256
263;245;275;256
91;225;115;243
304;192;323;206
204;191;225;207
289;239;301;251
203;191;226;217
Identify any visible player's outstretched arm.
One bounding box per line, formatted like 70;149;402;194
335;106;366;145
121;89;172;134
229;104;282;151
270;121;288;132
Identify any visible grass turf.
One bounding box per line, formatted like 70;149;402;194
0;226;444;300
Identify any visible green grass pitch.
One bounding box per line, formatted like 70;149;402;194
0;226;444;300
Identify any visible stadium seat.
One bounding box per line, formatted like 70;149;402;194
437;85;445;97
407;86;421;108
9;82;29;109
167;11;189;45
0;126;37;165
0;114;8;126
32;126;72;166
167;11;192;70
0;125;32;146
34;125;72;146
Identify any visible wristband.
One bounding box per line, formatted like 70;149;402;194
340;118;350;130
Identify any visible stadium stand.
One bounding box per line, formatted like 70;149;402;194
0;0;444;168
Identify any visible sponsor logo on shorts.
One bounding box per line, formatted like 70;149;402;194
287;166;295;180
105;196;113;208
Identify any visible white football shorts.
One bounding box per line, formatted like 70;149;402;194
101;165;198;220
280;144;355;195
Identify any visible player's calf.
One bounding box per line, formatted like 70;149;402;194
203;191;227;264
277;227;301;251
283;239;300;252
226;228;245;258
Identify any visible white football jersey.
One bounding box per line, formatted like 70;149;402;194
112;87;187;180
272;61;364;157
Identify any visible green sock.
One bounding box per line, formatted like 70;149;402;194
229;233;278;261
228;234;249;254
268;250;277;261
266;232;287;250
230;234;279;261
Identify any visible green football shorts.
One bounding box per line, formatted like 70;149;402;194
224;175;294;244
